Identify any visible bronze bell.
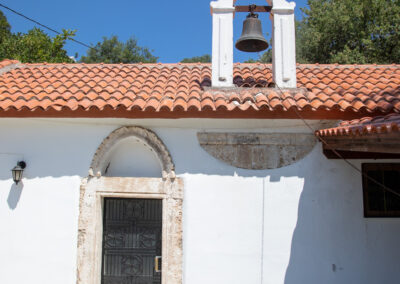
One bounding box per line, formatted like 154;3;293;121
236;12;269;53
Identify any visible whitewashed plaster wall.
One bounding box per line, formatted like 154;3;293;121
0;118;399;284
104;137;163;178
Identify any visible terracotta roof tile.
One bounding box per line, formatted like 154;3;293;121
0;59;19;69
316;113;400;137
0;61;399;118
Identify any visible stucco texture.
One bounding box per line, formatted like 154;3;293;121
0;118;399;284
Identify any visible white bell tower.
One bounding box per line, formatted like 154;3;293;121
210;0;236;87
267;0;297;88
210;0;297;88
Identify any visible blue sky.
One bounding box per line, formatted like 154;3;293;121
0;0;308;63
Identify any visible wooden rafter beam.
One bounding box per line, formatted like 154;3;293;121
235;5;272;13
320;132;400;158
322;149;400;159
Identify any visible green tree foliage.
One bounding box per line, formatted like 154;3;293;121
297;0;400;64
0;11;75;63
80;36;157;63
0;10;10;42
180;54;211;63
245;49;272;63
0;28;75;63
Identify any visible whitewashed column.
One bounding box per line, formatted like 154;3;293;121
210;0;235;87
268;0;297;88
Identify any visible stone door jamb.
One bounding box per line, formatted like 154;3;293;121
76;127;183;284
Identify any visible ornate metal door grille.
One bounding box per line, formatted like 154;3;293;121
102;198;162;284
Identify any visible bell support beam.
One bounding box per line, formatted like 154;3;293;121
267;0;297;88
210;0;235;87
235;6;272;12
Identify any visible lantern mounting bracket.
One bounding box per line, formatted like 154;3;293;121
234;5;272;13
17;161;26;169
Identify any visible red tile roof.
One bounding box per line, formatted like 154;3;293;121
0;59;19;69
0;60;399;119
316;113;400;137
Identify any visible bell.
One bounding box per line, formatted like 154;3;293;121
236;12;269;53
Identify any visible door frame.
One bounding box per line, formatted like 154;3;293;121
76;177;183;284
77;126;182;284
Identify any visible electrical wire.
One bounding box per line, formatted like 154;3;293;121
1;2;398;198
0;3;96;51
257;52;400;199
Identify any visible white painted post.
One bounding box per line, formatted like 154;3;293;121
267;0;297;88
210;0;235;87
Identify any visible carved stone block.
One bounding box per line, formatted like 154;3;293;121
198;132;317;169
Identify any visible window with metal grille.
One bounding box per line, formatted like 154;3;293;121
362;164;400;217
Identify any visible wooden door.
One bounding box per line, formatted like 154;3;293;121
101;198;162;284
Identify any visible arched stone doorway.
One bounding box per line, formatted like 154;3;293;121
76;126;183;284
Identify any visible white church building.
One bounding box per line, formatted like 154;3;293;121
0;1;399;283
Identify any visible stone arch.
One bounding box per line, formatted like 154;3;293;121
89;126;175;179
78;126;183;284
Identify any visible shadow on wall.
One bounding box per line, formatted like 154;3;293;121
283;156;400;284
0;121;119;180
7;182;23;209
103;137;162;178
0;121;325;179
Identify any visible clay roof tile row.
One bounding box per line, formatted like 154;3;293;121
316;113;400;137
0;60;399;118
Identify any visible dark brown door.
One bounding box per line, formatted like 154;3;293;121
102;198;162;284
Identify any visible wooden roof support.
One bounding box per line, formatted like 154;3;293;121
322;149;400;159
235;6;272;12
320;132;400;159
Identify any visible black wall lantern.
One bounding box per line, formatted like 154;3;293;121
12;161;26;185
